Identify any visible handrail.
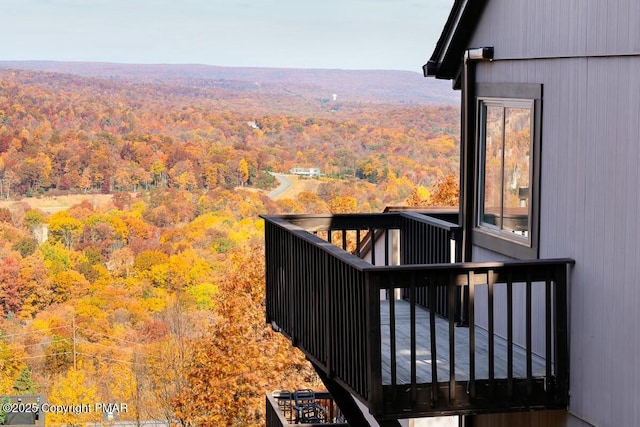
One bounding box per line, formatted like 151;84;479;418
263;211;460;233
264;213;404;231
399;211;460;232
261;214;372;271
261;213;462;270
364;258;576;273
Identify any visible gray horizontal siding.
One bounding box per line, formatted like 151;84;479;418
469;54;640;426
474;410;593;427
470;0;640;59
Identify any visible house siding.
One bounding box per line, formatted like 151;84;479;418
461;1;640;425
471;53;640;427
469;0;640;59
474;410;593;427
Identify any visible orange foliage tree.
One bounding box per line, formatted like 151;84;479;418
173;245;319;426
428;172;459;207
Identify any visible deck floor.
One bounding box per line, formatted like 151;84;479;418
380;300;547;385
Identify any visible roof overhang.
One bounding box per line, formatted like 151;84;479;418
423;0;488;86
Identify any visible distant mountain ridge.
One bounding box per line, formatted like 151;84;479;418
0;60;458;106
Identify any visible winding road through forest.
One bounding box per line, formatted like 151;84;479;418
267;173;292;199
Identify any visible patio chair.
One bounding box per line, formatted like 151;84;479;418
292;389;327;423
272;390;293;422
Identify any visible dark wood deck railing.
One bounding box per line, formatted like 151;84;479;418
264;214;375;402
398;213;465;322
263;213;572;419
267;212;463;320
374;260;572;417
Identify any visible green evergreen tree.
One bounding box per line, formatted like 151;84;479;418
0;396;10;424
13;367;37;394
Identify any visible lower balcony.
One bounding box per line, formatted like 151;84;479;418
266;390;348;426
262;212;573;421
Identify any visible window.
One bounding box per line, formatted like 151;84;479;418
473;84;541;259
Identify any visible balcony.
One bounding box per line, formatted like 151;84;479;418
262;212;573;421
266;390;348;427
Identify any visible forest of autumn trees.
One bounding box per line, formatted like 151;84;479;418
0;191;320;426
0;69;459;203
0;66;460;426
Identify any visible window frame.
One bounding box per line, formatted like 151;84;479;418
473;83;542;259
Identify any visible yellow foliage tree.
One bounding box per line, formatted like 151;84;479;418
47;367;100;426
47;211;82;249
0;341;24;395
50;270;90;304
107;363;139;421
328;196;357;213
405;185;431;206
238;158;250;186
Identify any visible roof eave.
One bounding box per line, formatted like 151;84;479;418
424;0;489;81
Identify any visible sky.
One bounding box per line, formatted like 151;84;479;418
0;0;453;72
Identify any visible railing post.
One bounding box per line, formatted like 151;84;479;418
410;273;418;404
545;275;553;397
428;272;439;404
526;270;533;396
447;272;457;404
554;263;570;406
487;270;495;398
468;271;476;400
506;269;514;400
365;271;383;415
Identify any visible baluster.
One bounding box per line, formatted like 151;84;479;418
429;273;439;404
488;270;495;397
448;273;457;404
526;270;533;396
507;270;514;399
468;271;476;400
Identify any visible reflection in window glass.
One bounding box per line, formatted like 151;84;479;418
503;107;530;234
479;100;532;241
482;105;503;228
